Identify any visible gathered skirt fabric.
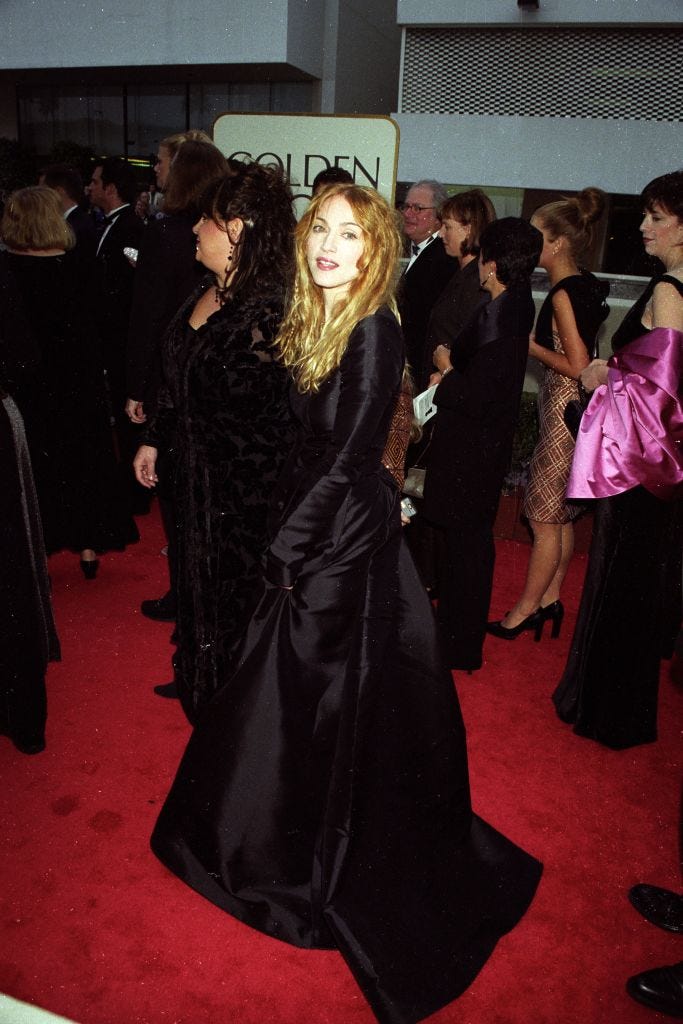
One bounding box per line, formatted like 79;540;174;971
553;486;682;749
152;479;542;1024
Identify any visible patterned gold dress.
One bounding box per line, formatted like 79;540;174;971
523;273;609;525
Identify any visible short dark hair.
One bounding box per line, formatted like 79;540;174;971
440;188;496;258
479;217;543;288
40;164;84;205
641;170;683;222
162;140;230;216
97;157;137;205
311;166;354;195
199;162;296;306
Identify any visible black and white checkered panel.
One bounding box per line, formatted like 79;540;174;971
402;27;683;121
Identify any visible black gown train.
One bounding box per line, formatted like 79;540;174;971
151;308;542;1024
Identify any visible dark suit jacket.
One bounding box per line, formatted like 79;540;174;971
397;236;458;390
94;205;146;412
421;258;489;384
126;211;204;416
422;285;535;529
66;206;98;263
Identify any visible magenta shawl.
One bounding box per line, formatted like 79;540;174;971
566;327;683;501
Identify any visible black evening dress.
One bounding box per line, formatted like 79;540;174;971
0;268;60;751
524;272;609;524
552;274;683;749
1;251;138;556
144;280;295;723
151;307;542;1024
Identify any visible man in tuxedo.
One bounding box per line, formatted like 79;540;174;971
87;158;146;497
398;179;458;390
39;164;98;263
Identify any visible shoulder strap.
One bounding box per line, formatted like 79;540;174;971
658;274;683;298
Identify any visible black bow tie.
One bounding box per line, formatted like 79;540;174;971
411;242;420;256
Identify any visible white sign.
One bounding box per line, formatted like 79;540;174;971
213;113;400;217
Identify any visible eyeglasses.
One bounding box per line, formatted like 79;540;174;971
399;203;436;214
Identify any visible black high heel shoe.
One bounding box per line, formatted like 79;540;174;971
486;609;543;641
80;558;100;580
540;599;564;639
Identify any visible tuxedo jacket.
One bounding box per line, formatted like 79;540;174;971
422;285;536;529
397;237;458;388
94;206;146;403
126;211;204;415
66;206;98;263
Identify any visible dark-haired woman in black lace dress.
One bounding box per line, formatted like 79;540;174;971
134;164;296;723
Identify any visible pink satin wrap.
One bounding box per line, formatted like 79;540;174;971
566;327;683;501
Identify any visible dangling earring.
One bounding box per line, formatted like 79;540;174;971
487;269;494;279
552;244;560;255
226;242;235;263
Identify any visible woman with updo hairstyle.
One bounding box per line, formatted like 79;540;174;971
423;217;543;671
487;187;609;643
150;187;542;1024
134;163;296;722
152;128;213;192
553;170;683;749
0;186;138;577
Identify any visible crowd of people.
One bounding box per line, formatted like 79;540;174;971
0;136;681;1022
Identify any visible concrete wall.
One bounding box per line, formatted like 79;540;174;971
395;113;683;196
0;0;324;76
396;0;683;27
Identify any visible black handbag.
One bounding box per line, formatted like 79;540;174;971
563;381;591;440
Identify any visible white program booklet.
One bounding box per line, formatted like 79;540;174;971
413;383;438;427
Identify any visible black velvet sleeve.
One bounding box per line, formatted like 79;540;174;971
265;313;403;587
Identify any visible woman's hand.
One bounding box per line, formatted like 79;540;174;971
126;398;146;424
133;445;159;488
428;371;442;388
580;359;609;393
432;344;452;376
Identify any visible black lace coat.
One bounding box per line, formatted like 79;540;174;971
145;278;295;722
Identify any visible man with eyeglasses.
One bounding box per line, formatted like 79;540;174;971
398;180;458;389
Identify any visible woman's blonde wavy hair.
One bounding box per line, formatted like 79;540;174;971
277;184;403;393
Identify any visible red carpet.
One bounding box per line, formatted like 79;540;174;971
1;505;681;1024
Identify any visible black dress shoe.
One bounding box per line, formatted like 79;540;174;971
12;734;46;755
80;558;100;580
486;609;543;641
141;593;176;622
629;884;683;933
154;681;178;698
626;961;683;1017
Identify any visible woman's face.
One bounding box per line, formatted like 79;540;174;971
193;213;233;280
154;146;172;190
439;217;470;259
640;203;683;266
306;194;364;307
530;216;557;270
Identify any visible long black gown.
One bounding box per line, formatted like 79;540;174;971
1;251;138;556
151;307;542;1024
552;274;683;749
144;280;295;722
0;267;60;750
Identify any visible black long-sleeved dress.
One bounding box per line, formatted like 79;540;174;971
151;307;542;1024
0;263;60;751
144;279;295;722
1;251;138;556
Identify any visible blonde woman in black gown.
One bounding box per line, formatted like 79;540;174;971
488;188;609;641
151;184;542;1024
